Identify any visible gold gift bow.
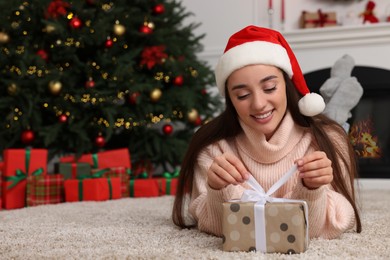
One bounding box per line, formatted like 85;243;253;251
241;165;309;253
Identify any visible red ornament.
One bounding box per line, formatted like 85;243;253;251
173;75;184;86
139;25;153;34
58;114;68;123
45;0;70;19
21;129;35;144
129;92;140;105
95;135;105;147
201;89;207;95
153;4;165;15
194;116;202;126
162;124;173;135
69;17;82;29
85;78;95;88
105;38;113;48
36;49;49;61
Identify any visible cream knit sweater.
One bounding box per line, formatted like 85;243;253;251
189;112;356;239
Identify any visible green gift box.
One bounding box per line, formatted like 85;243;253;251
57;162;91;180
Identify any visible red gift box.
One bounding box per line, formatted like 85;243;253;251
156;178;178;196
129;179;160;198
2;149;48;210
0;161;3;210
60;148;131;169
129;177;178;197
64;177;121;202
26;175;64;207
92;167;130;197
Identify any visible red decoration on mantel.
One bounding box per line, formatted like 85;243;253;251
360;0;379;24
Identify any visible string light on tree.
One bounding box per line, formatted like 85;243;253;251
7;83;18;95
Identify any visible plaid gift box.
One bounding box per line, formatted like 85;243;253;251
2;148;47;209
26;175;64;207
92;167;130;197
300;9;337;29
222;166;309;254
64;177;121;202
59;148;131;169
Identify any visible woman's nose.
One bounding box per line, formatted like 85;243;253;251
251;91;266;110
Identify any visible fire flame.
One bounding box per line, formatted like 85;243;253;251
349;118;382;158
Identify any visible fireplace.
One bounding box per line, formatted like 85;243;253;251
304;66;390;178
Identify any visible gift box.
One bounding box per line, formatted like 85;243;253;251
57;162;91;180
92;167;131;197
2;149;48;210
26;174;64;207
60;148;131;169
300;10;337;29
129;178;160;198
64;177;121;202
129;176;178;197
0;161;3;210
222;201;308;253
222;167;309;254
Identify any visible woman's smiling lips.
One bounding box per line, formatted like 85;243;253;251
252;110;273;122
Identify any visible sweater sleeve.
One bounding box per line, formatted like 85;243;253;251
188;143;246;237
289;130;356;239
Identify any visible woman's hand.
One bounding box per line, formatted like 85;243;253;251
295;151;333;190
207;152;249;190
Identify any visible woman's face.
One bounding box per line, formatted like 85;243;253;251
227;64;287;140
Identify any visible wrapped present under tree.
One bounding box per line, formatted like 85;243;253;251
26;174;64;207
2;149;47;209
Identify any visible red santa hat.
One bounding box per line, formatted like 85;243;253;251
215;25;325;117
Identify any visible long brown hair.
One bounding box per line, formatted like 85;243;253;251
172;71;362;233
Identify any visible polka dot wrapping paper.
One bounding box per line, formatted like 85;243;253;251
222;201;308;253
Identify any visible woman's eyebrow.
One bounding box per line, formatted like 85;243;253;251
260;75;277;83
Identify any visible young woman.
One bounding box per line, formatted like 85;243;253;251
172;25;362;239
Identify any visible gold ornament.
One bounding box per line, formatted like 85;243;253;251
49;80;62;95
0;32;10;44
113;24;126;36
150;88;162;102
7;83;18;95
187;108;199;123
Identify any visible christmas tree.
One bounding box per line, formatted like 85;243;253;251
0;0;221;172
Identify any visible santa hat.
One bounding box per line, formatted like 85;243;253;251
215;25;325;117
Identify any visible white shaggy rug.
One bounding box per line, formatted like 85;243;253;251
0;189;389;259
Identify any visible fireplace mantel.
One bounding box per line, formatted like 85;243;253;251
283;23;390;73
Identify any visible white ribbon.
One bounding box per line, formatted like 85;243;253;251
239;164;309;252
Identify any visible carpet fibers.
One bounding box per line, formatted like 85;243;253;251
0;189;389;259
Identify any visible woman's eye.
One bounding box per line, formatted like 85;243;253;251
237;93;249;100
264;86;276;93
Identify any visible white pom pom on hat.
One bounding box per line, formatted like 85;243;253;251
215;25;325;117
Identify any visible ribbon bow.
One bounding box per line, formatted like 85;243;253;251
6;149;44;189
239;164;309;253
317;9;328;27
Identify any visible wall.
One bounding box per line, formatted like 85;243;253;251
181;0;390;70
